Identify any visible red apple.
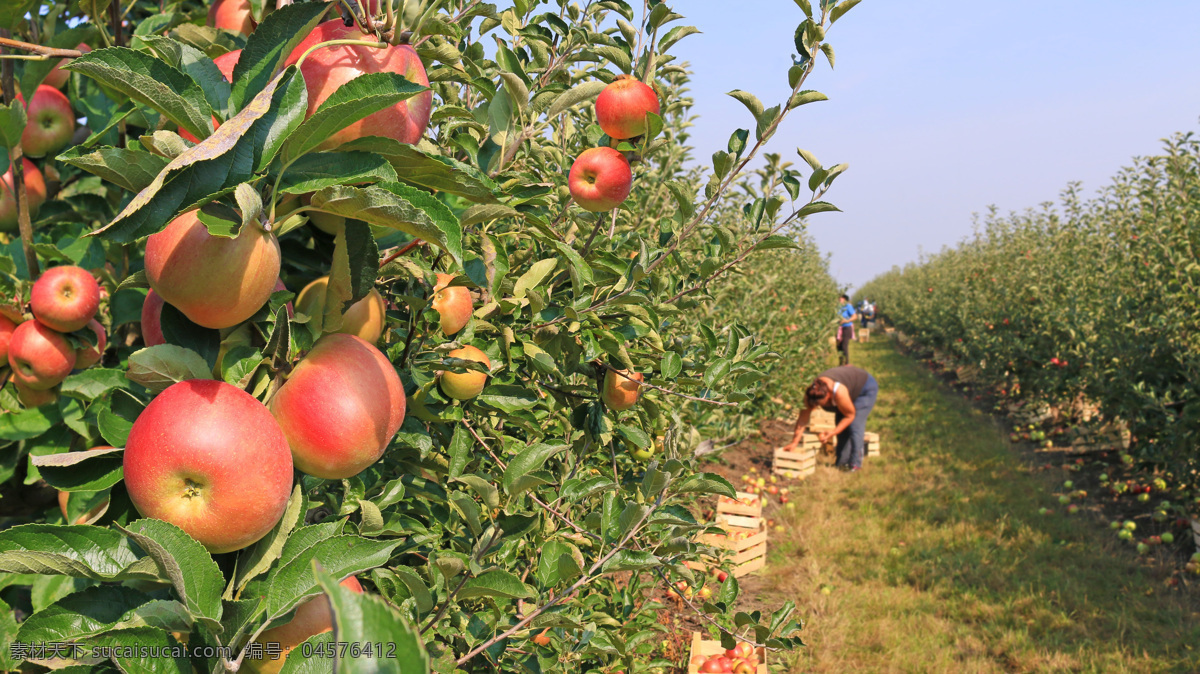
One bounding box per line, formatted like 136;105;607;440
74;319;106;369
123;379;293;553
21;85;75;158
595;75;660;140
439;345;490;401
246;576;364;674
284;20;433;150
30;265;100;333
431;273;472;336
141;289;166;346
8;320;76;390
207;0;255;35
145;210;281;329
178;115;221;144
601;368;642;411
58;445;114;524
213;49;241;82
0;159;47;233
44;43;91;89
715;570;728;582
268;333;405;479
0;313;17;363
294;276;386;344
14;377;57;407
568;147;632;212
699;656;733;673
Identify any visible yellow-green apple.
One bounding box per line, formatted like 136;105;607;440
213;49;241;82
58;445;114;524
601;368;642;411
244;576;364;674
595;75;660;140
123;379;293;553
629;442;655;461
0;313;16;362
0;158;47;232
30;264;100;332
284;20;433;149
75;319;106;368
21;86;75;158
431;273;472;336
145;210;281;329
44;43;91;89
439;345;490;400
295;276;386;344
13;376;56;407
8;320;76;390
207;0;255;35
141;289;166;346
568;147;632;212
268;333;405;479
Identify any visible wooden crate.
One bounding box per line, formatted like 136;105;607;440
865;431;881;457
774;445;818;479
1192;518;1200;549
687;632;767;674
695;522;768;578
857;328;870;343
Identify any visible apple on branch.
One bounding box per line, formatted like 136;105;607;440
0;159;47;233
439;345;491;401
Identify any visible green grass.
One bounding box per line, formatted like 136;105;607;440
756;338;1200;673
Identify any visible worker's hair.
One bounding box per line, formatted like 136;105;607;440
806;379;831;406
840;294;850;301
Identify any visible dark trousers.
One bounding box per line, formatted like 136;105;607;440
835;375;878;468
837;325;853;365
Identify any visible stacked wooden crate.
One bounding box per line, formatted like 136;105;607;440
694;491;767;578
773;433;819;479
809;408;837;452
857;328;870;343
865;431;881;457
687;632;767;674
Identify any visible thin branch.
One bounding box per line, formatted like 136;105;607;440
379;238;423;267
0;36;84;58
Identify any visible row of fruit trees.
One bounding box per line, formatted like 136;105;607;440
0;0;855;671
857;131;1200;538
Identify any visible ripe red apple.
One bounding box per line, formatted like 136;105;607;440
123;379;293;553
178;115;221;144
431;273;472;336
21;85;75;158
0;158;47;232
14;376;56;407
74;319;106;369
44;43;91;89
213;49;241;82
58;445;114;524
715;570;728;582
207;0;255;35
699;656;733;673
595;75;660;140
245;576;364;674
145;210;281;329
0;313;17;363
568;147;632;212
141;289;166;346
284;20;433;149
439;345;490;400
601;368;642;411
30;265;100;333
294;276;386;344
269;333;405;479
8;320;76;390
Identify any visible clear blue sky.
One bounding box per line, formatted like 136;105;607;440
671;1;1200;291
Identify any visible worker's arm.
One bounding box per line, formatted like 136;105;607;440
818;388;856;443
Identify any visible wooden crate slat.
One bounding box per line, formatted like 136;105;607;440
717;491;763;518
700;525;766;553
716;513;763;530
733;554;767;577
732;540;767;565
776;465;816;478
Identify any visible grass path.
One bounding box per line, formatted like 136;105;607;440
748;338;1200;673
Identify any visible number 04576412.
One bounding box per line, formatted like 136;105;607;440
301;641;398;659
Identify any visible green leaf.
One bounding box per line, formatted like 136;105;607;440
757;235;799;251
266;536;402;619
229;1;330;111
275;151;398;194
117;520;223;629
727;90;764;123
64;47;213;140
703;357;731;387
126;345;213;394
309;182;462;266
0;0;38;34
0;524;160;582
831;0;862;23
234;485;305;593
477;385;539;413
0;405;63;441
514;258;558;299
282;73;428;160
314;562;431;672
797;147;821;171
337;138;499;203
601;550;660;573
672;473;736;499
457;569;534;600
659;25;701;52
139;35;233;121
61;368;128;401
661;352;682;379
796;200;841;217
0;102;27;150
447;424;472;479
57;146;170;193
32;447;124;492
88;627;191;673
545;80;607;118
15;585;160;644
502;443;568;495
790;90;828;107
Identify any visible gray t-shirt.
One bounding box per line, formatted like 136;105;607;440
820;365;869;401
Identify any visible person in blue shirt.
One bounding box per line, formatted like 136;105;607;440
836;294;857;365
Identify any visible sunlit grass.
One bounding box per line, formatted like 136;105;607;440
759;339;1200;673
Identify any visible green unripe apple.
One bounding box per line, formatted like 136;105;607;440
1118;530;1133;541
1122;520;1136;531
1058;495;1070;504
1063;480;1073;489
1160;532;1174;544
